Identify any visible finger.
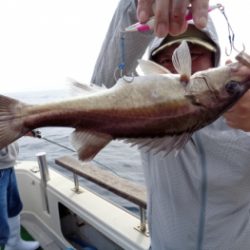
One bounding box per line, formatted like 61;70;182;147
224;108;235;114
226;121;237;129
233;66;250;80
154;0;170;37
137;0;155;23
225;59;232;65
224;110;238;121
224;114;237;127
169;0;189;36
227;121;250;132
191;0;209;29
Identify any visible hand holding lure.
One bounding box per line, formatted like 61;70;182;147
125;4;221;33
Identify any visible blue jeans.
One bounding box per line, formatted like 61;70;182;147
0;168;23;246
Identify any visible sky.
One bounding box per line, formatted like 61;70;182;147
0;0;248;93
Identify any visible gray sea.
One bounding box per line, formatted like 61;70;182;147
8;89;145;214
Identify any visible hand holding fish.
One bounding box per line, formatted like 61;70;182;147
223;58;250;132
224;90;250;132
136;0;209;37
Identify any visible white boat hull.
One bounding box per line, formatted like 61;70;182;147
15;160;150;250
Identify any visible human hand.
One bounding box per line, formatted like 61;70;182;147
223;58;250;132
224;90;250;132
136;0;209;37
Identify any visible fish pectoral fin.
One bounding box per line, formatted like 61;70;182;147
70;130;112;161
172;41;191;79
124;134;192;157
137;59;171;75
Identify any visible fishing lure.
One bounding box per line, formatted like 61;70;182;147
125;4;221;33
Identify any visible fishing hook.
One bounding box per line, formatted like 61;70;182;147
113;66;135;83
217;3;245;56
123;74;135;83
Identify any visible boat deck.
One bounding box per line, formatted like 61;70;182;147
15;157;150;250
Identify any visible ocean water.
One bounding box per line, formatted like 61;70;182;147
8;89;145;213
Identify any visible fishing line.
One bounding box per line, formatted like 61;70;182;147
119;31;126;76
32;130;134;180
114;31;126;81
114;31;134;83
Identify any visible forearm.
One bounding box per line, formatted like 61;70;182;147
91;0;154;88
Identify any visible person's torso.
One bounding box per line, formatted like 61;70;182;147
141;118;250;250
0;142;19;169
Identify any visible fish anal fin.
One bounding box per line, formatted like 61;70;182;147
70;130;112;161
125;134;192;157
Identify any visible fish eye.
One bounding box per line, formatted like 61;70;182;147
225;81;240;94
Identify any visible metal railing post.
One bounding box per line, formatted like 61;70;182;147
37;152;50;213
139;207;147;232
72;172;82;194
134;206;149;236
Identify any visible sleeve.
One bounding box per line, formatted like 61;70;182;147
91;0;154;88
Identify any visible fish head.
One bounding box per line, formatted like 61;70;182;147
187;53;250;113
215;79;250;109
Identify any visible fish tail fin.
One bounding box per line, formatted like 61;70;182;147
0;94;29;148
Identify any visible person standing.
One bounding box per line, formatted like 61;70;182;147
0;143;40;250
91;0;250;249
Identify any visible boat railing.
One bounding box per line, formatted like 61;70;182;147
37;153;148;236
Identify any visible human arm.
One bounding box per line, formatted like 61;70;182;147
137;0;209;37
91;0;154;87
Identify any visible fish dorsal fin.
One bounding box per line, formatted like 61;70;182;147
70;129;112;161
137;59;171;75
172;41;191;78
69;79;106;94
124;134;192;157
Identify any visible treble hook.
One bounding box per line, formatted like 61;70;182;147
225;42;245;56
217;3;245;56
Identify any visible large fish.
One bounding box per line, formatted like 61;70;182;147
0;41;250;161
